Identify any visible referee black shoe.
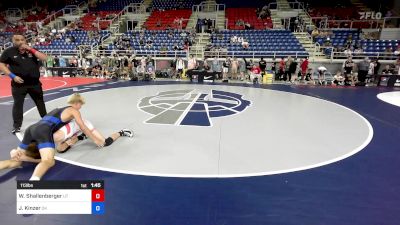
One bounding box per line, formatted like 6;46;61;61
12;127;21;135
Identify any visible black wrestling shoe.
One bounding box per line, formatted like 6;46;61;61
77;133;88;141
12;127;21;135
119;129;134;138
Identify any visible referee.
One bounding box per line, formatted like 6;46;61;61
0;32;48;134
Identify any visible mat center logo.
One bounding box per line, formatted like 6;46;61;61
138;89;251;126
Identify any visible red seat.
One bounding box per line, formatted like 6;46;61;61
144;9;192;30
226;8;271;30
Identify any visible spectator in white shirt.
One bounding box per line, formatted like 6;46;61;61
242;39;249;49
175;57;185;79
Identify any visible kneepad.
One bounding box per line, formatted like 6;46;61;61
104;137;114;147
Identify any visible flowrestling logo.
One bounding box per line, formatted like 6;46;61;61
138;89;251;126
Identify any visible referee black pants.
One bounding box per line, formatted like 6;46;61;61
11;83;47;129
358;70;368;83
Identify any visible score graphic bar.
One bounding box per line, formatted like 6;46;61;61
16;180;105;215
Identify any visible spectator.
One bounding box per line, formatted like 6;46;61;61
222;57;231;80
212;58;222;79
333;71;345;86
53;55;60;67
304;68;313;84
271;58;277;75
231;35;238;43
311;28;319;41
238;59;247;81
316;66;327;85
381;65;394;75
173;44;180;51
357;57;370;85
343;56;355;86
367;59;375;82
244;22;252;30
395;58;400;75
187;55;197;71
259;57;267;74
250;65;261;83
160;44;168;55
146;62;156;80
156;19;162;27
242;39;249;49
284;56;293;81
300;57;309;81
231;57;239;79
175;57;185;79
288;58;298;83
278;57;285;80
394;46;400;56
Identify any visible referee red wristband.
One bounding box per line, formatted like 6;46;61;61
29;48;38;55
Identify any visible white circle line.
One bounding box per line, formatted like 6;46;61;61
18;83;374;178
0;78;67;99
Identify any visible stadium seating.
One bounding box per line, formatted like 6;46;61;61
0;32;13;46
144;9;192;30
89;0;143;11
226;8;272;30
359;39;399;53
24;12;48;22
152;0;198;10
211;30;308;57
79;11;118;30
217;0;269;8
314;29;360;48
107;30;187;57
315;29;399;56
34;30;110;54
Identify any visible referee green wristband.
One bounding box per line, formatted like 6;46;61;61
9;73;16;79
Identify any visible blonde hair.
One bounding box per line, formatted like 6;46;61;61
67;93;86;105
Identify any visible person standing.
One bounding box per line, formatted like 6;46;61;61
278;57;285;81
259;57;267;81
231;57;239;79
285;56;293;82
0;33;48;134
187;55;197;71
357;57;370;85
343;56;355;86
222;57;231;80
300;57;309;81
175;57;185;79
289;58;298;83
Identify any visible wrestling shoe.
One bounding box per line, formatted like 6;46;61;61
77;133;88;141
119;129;134;138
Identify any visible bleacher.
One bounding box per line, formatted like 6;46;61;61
152;0;198;10
144;9;192;30
314;29;360;48
34;30;110;54
107;30;187;57
217;0;269;8
226;8;272;30
89;0;143;11
316;29;399;57
359;40;400;54
0;32;13;46
79;11;118;30
211;30;308;58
